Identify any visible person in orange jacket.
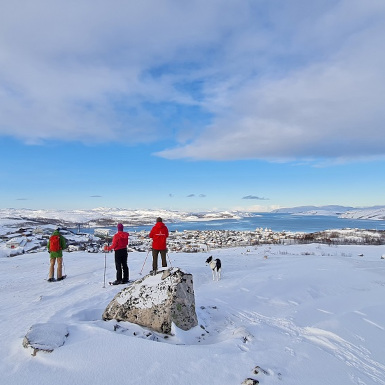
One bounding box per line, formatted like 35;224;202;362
149;217;169;274
105;223;129;285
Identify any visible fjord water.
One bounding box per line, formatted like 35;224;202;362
73;213;385;234
167;213;385;232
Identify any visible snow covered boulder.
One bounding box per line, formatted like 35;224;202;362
23;323;69;356
102;268;198;334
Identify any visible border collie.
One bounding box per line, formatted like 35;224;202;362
205;256;222;281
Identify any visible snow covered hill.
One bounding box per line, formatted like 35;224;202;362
340;207;385;221
1;244;385;385
0;207;245;228
273;205;385;220
2;206;385;230
272;205;354;215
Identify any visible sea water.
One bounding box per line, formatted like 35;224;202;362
70;213;385;234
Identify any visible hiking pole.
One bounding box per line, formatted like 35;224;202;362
139;250;150;275
103;234;109;288
166;251;173;268
103;249;107;288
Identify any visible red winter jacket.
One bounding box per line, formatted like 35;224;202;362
107;231;129;251
149;222;169;250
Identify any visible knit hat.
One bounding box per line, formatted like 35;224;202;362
117;223;124;231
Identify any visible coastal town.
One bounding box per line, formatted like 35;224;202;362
1;222;385;258
1;206;385;257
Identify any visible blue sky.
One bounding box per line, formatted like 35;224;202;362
1;0;385;212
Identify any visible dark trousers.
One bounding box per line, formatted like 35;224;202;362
115;248;129;282
152;249;167;271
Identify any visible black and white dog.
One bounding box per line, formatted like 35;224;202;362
205;256;222;281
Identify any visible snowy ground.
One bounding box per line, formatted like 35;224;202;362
1;244;385;385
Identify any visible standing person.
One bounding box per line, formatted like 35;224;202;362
105;223;129;285
47;228;67;282
149;217;169;274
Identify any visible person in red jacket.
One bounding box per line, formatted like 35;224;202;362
105;223;129;285
149;217;169;274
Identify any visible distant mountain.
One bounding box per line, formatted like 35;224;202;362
272;205;354;215
1;206;385;229
340;207;385;221
272;205;385;221
0;208;247;228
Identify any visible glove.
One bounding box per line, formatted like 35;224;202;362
103;245;109;251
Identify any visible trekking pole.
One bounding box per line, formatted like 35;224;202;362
139;250;150;275
103;234;109;288
103;250;107;288
166;251;173;268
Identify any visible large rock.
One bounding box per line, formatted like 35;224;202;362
102;268;198;334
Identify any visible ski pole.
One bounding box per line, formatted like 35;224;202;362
103;250;107;288
166;252;172;268
139;250;150;275
103;234;109;288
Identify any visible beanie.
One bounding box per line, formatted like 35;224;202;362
117;223;124;231
156;217;162;223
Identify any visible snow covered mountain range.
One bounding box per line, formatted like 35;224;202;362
1;205;384;228
272;205;385;220
0;207;245;228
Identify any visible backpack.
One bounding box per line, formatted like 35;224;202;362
49;234;61;252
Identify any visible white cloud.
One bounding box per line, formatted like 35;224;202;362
156;0;385;162
0;0;237;143
1;0;385;163
158;52;385;161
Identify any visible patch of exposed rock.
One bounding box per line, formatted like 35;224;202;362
102;268;198;334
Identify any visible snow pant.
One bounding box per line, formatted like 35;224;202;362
152;249;167;271
49;257;63;279
115;248;129;282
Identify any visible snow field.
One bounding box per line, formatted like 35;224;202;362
1;243;384;385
